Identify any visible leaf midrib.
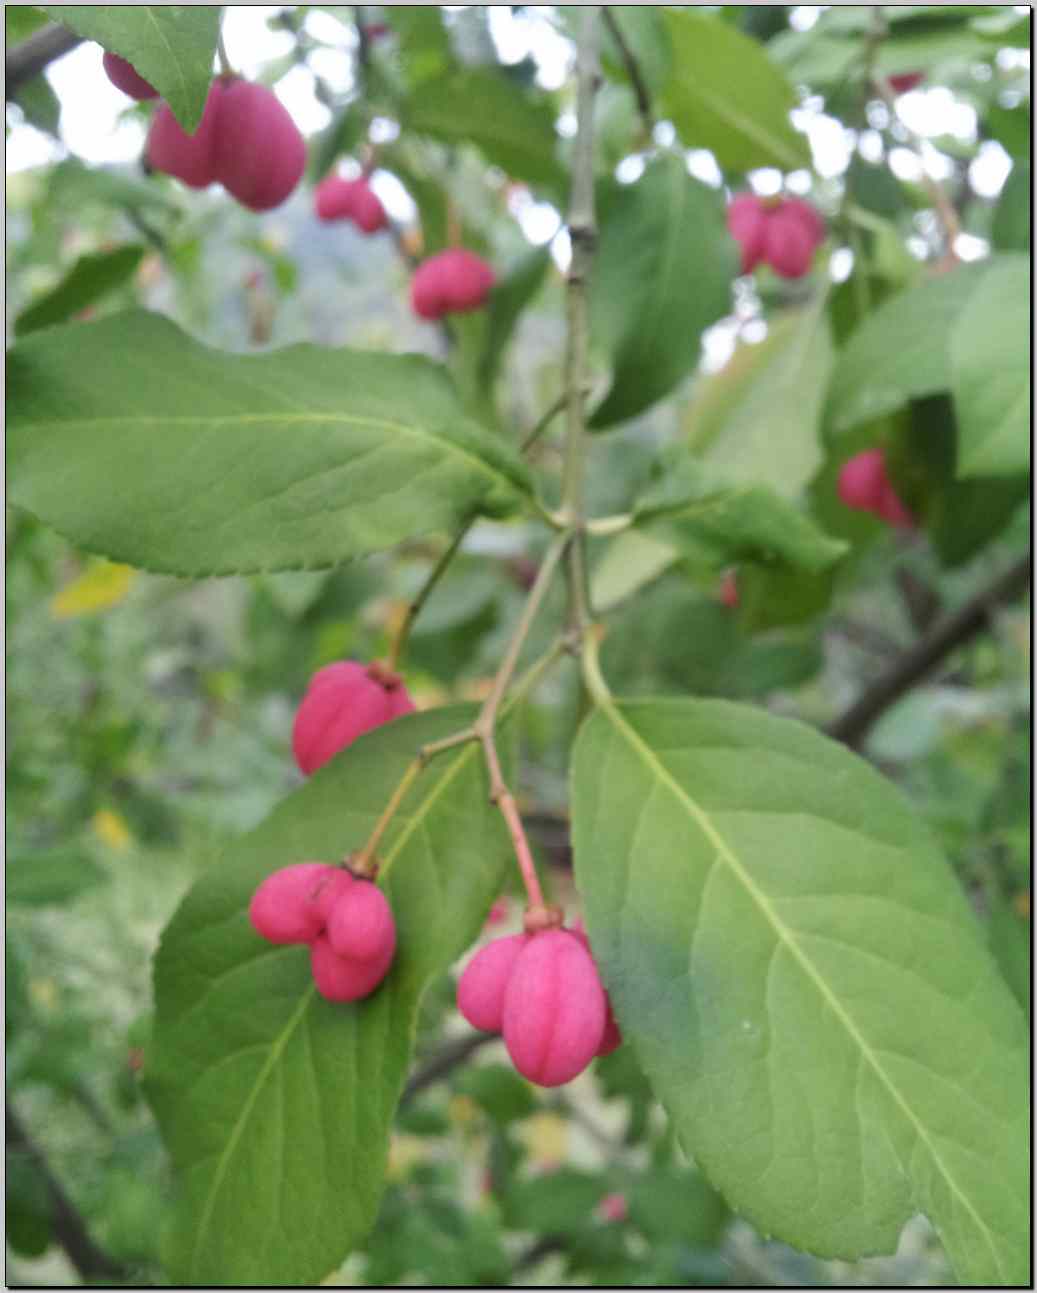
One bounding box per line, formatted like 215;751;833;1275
598;699;1006;1280
188;737;481;1279
13;412;521;495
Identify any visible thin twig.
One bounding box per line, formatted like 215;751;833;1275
387;519;474;672
602;7;653;143
5;1107;127;1283
6;24;82;97
400;1033;495;1106
827;551;1031;748
520;390;568;453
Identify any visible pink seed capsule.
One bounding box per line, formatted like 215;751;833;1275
719;569;739;609
763;202;818;278
310;932;394;1002
315;175;359;221
103;51;157;100
726;192;769;274
502;929;607;1087
597;1192;628;1223
888;72;924;94
457;933;528;1033
411;249;495;319
249;862;339;944
326;878;396;964
875;479;916;529
292;661;415;776
212;79;306;212
350;180;387;234
837;449;887;512
147;82;224;189
571;925;623;1056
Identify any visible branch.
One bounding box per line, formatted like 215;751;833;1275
6;24;83;97
5;1107;127;1283
827;551;1031;749
399;1033;495;1106
602;8;653;143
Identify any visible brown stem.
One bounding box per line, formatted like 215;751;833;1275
5;1107;127;1283
400;1034;495;1106
6;25;82;97
827;552;1031;749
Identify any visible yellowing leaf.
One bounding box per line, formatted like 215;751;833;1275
51;561;135;619
92;808;133;853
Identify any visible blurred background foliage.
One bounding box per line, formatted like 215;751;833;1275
5;3;1030;1286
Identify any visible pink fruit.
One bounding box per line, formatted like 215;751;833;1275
314;175;387;232
457;933;527;1033
485;898;509;928
837;449;887;512
249;862;339;944
502;929;607;1087
351;180;387;233
310;931;394;1001
763;202;819;278
597;1192;628;1223
719;570;739;609
888;72;924;94
292;661;415;776
103;51;157;100
147;82;224;188
875;479;915;529
326;878;396;963
213;79;306;212
411;249;495;320
727;192;768;274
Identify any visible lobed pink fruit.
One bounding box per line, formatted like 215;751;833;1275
728;193;825;279
326;877;396;963
103;51;157;100
719;569;739;609
502;929;607;1087
411;249;495;320
147;81;224;188
457;933;528;1033
726;192;768;274
310;931;394;1001
875;480;915;529
314;175;387;232
249;861;340;944
213;79;306;212
837;449;886;512
571;925;622;1056
597;1192;628;1223
888;71;924;94
292;661;415;776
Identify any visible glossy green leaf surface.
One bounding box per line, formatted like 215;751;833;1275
661;10;811;171
42;6;219;131
146;705;512;1285
572;699;1029;1286
589;156;737;428
685;305;833;499
949;255;1030;478
15;245;145;336
635;454;847;575
8;311;531;577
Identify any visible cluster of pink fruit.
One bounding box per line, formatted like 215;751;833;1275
249;654;621;1086
250;861;397;1001
458;919;621;1087
837;448;915;529
103;50;306;212
314;171;496;321
727;193;825;278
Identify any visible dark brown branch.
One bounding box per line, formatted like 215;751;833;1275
5;1107;127;1283
399;1032;494;1106
6;24;83;98
602;8;653;142
827;551;1031;749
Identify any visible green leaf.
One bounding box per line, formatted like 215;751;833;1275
991;161;1030;253
7;847;107;906
15;245;145;336
503;1169;607;1234
635;453;847;576
8;310;531;578
48;157;181;217
572;699;1029;1286
6;6;49;43
660;10;810;172
591;529;677;613
685;304;833;499
400;69;565;195
599;6;673;93
628;1168;729;1248
41;6;219;132
11;74;61;136
478;247;552;393
384;5;453;87
454;1063;536;1124
950;255;1029;478
145;705;512;1285
826;261;991;435
589;156;737;429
